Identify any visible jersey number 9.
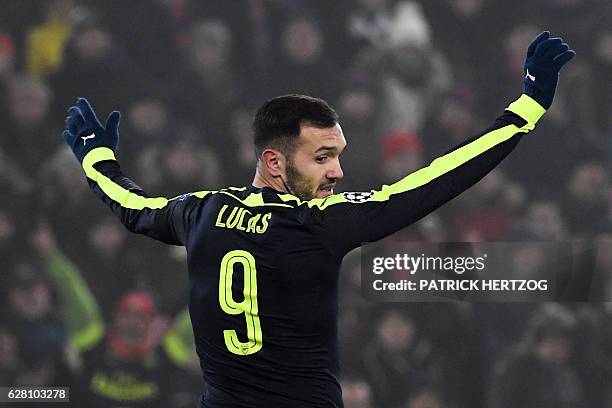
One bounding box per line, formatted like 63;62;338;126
218;250;263;355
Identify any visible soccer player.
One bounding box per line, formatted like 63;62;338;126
62;32;574;407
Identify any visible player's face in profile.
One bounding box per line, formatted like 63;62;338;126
285;124;346;200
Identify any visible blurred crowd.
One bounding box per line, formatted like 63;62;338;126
0;0;611;407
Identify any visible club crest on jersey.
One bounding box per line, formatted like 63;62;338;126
342;191;373;203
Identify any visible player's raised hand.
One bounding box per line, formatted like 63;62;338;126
523;31;576;110
62;97;121;163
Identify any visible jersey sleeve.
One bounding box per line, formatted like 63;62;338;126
304;95;546;256
82;147;210;245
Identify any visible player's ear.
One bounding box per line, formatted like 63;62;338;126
261;149;285;177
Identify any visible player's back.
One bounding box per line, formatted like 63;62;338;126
78;95;543;405
186;185;344;407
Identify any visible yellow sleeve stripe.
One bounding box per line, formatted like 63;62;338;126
303;95;540;210
369;123;521;202
83;147;168;209
506;94;546;130
82;147;212;209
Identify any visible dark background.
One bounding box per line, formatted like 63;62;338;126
0;0;611;407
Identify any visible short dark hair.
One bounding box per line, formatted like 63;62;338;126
252;94;339;159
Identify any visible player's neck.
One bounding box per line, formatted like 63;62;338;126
252;169;288;194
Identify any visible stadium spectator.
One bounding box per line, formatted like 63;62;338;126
173;18;245;154
420;0;492;104
507;200;568;240
30;223;195;407
0;33;16;83
97;0;180;81
121;93;171;162
340;377;375;408
0;326;19;385
376;1;452;135
2;74;54;175
421;86;480;160
25;0;73;79
223;106;259;186
50;18;140;119
274;16;344;102
5;259;73;387
380;129;423;183
591;27;612;133
364;308;442;406
402;384;448;408
492;305;590;408
0;149;33;197
134;124;222;195
450;170;524;241
39;147;97;265
565;160;610;237
334;83;381;190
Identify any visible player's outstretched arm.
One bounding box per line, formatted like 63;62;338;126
62;98;208;245
309;32;575;255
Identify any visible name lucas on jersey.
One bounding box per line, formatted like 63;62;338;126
215;204;271;234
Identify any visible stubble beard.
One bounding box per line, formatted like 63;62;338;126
285;158;317;201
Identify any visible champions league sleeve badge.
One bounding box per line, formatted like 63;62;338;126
342;191;373;203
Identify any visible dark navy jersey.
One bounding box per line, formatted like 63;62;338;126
80;95;545;407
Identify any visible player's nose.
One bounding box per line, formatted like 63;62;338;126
327;160;344;180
